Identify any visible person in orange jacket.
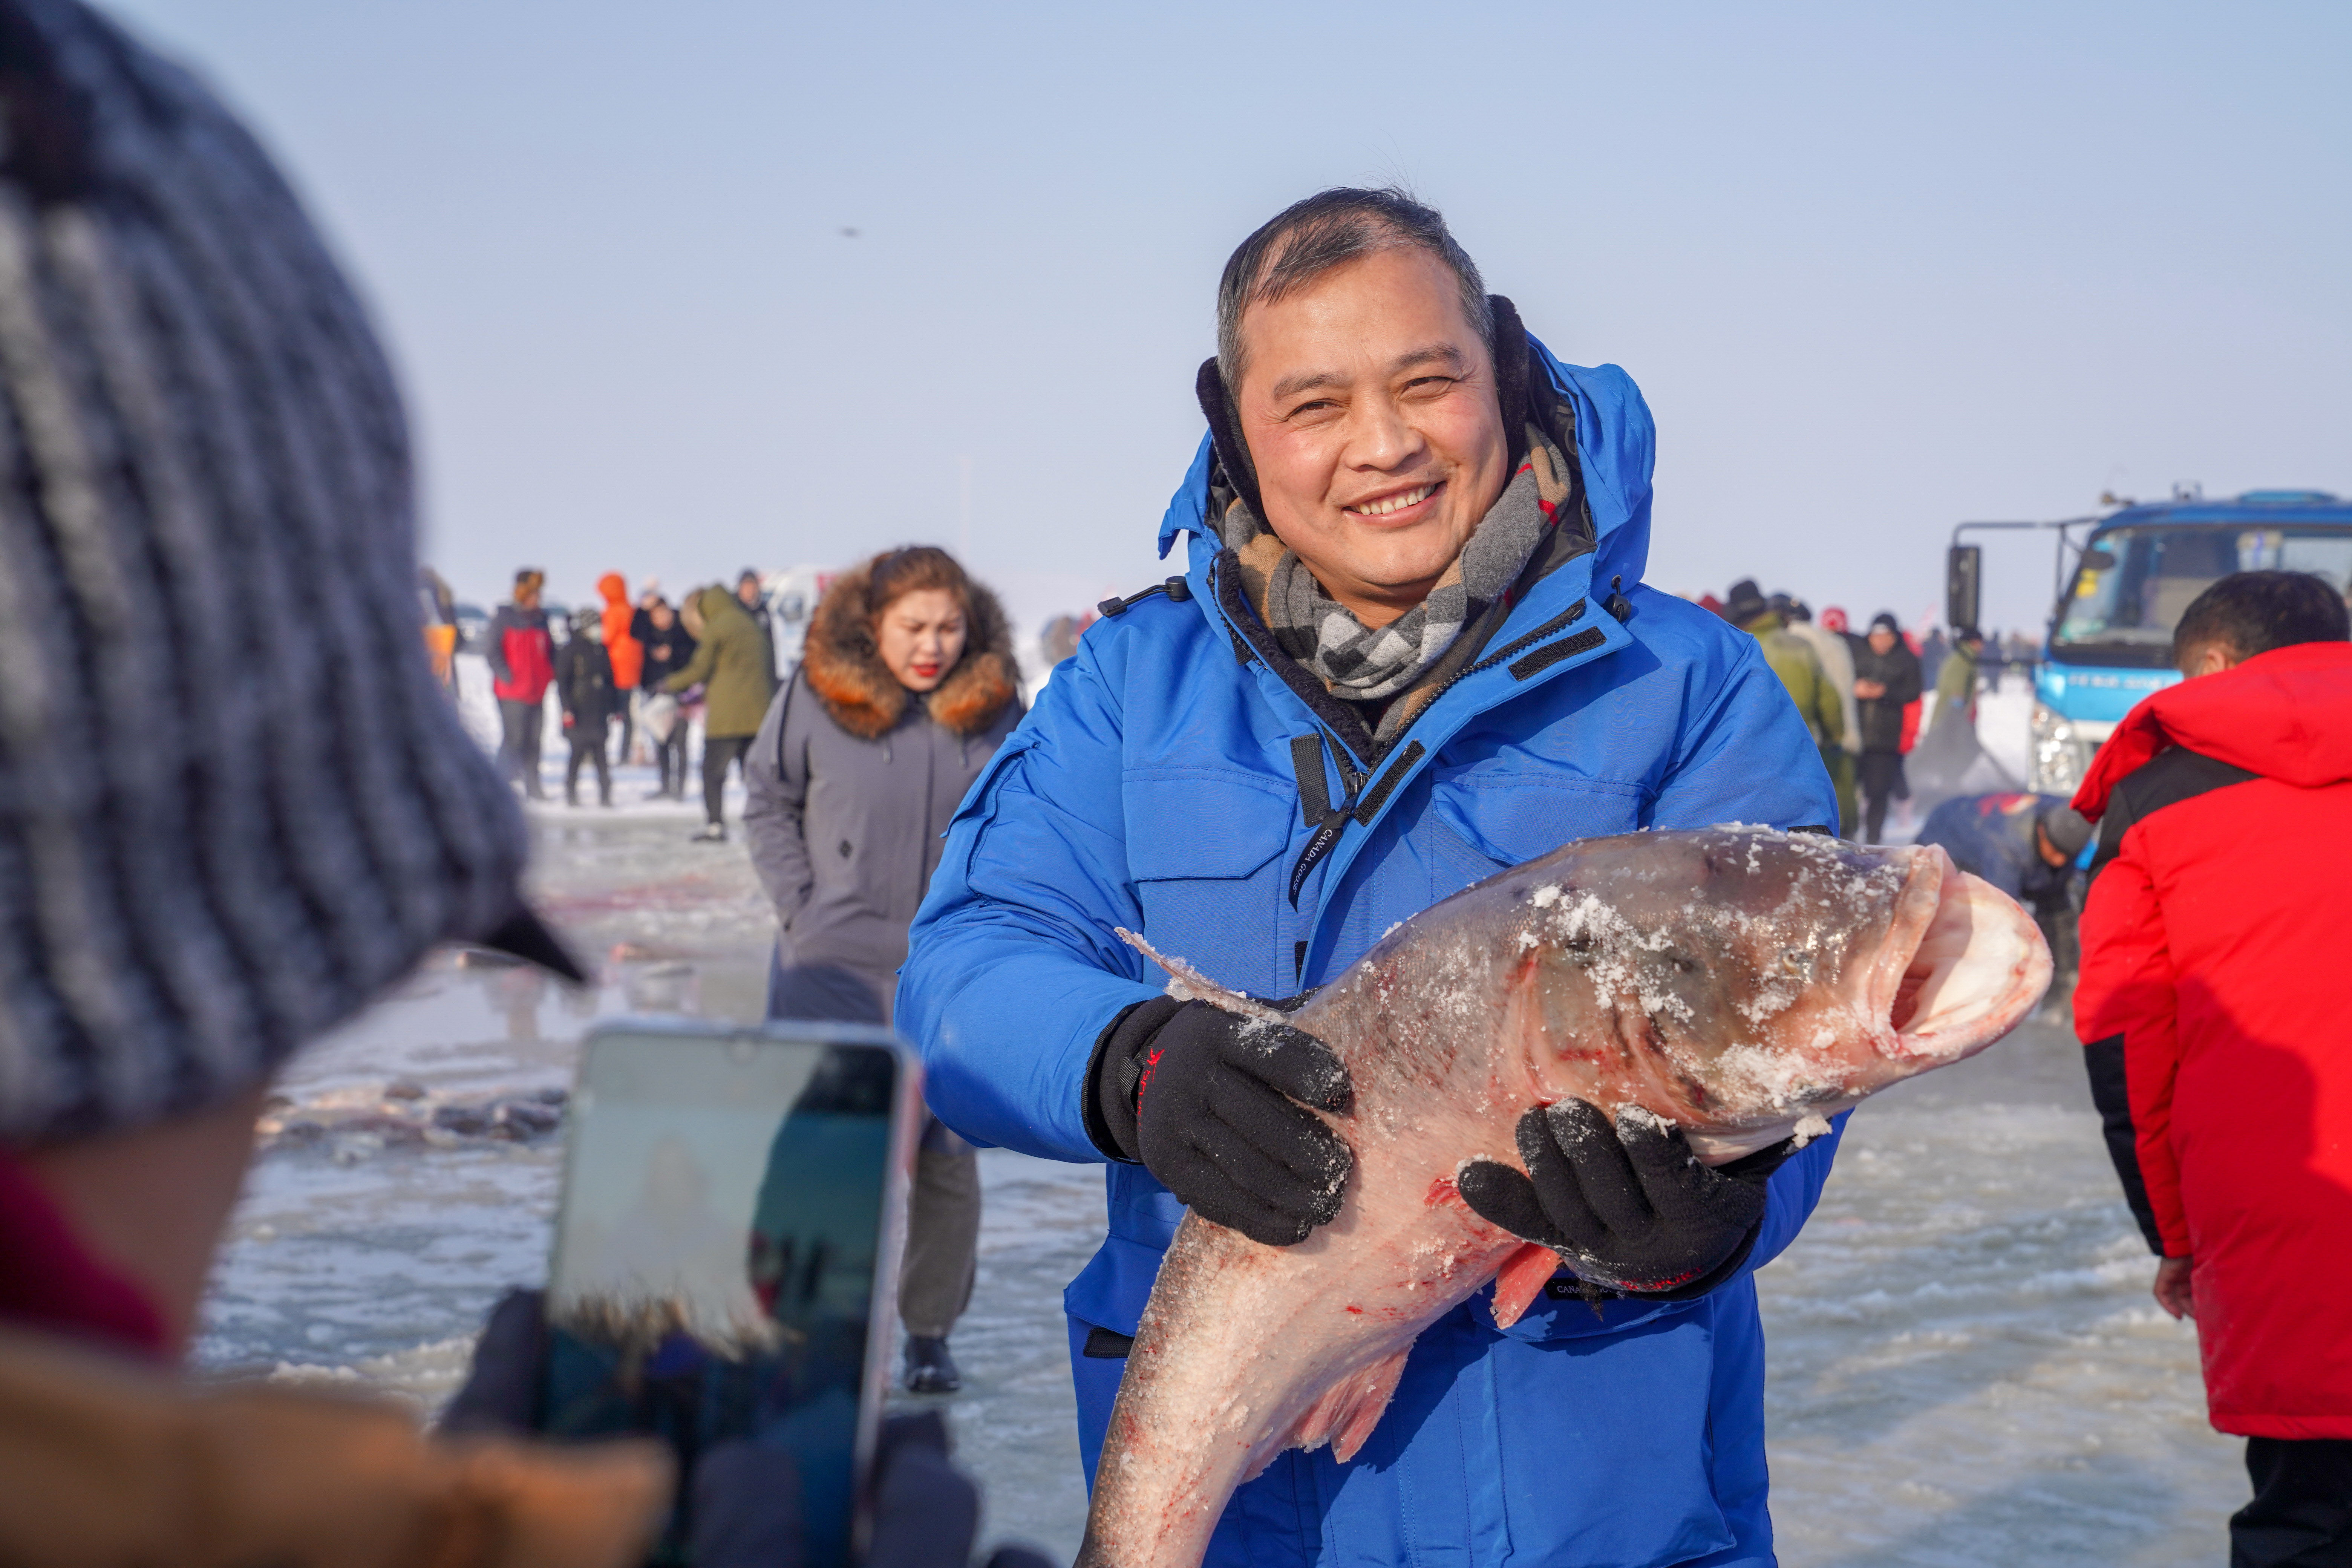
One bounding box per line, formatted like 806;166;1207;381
599;571;644;763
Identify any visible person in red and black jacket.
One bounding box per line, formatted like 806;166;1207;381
487;568;556;799
2072;570;2352;1568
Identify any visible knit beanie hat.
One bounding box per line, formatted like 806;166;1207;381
0;0;549;1142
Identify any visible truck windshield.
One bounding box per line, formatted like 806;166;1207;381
2053;525;2352;666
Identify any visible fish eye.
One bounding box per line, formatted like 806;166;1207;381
1779;946;1815;975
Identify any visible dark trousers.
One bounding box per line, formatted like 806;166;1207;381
564;732;610;804
612;692;634;763
1858;749;1909;843
764;949;979;1342
702;733;753;825
2234;1438;2352;1567
496;698;544;796
652;728;688;797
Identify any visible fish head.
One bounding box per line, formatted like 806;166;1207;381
1494;827;2050;1154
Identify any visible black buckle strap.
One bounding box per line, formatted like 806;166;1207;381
1097;576;1193;618
1509;625;1607;681
1286;732;1367;907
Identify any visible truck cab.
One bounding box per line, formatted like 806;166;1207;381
2030;491;2352;792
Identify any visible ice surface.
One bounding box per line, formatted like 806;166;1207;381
193;799;2235;1566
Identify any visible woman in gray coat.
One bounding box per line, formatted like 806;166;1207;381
742;546;1022;1393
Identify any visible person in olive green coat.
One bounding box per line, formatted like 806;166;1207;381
1724;580;1847;801
1779;596;1862;835
665;585;779;841
1934;625;1985;724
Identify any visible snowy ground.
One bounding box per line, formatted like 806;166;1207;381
193;730;2242;1566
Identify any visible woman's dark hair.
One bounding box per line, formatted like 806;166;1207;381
2172;570;2350;666
865;545;974;621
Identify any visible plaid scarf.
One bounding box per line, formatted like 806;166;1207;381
1222;422;1576;716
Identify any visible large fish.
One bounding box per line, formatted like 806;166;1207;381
1078;827;2050;1568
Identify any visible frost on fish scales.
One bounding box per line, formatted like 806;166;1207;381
1078;829;2051;1568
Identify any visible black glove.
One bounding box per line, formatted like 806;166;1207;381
444;1292;1057;1568
439;1287;545;1435
1085;996;1354;1247
1455;1101;1793;1298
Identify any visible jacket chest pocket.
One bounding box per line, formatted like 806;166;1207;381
1123;771;1294;996
1432;767;1646;871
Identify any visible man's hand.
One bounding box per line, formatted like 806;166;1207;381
2154;1255;2195;1320
444;1294;1055;1568
1088;998;1354;1247
1455;1101;1790;1298
1854;678;1886;699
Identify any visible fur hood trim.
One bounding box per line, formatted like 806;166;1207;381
802;562;1019;740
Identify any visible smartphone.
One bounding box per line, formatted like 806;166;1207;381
539;1020;920;1566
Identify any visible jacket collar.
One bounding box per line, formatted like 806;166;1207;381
0;1150;165;1356
1185;517;1630;960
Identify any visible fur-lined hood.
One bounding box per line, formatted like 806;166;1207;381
802;561;1019;740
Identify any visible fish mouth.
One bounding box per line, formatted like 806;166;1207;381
1866;842;2053;1063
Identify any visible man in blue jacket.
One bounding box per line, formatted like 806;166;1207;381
900;188;1842;1566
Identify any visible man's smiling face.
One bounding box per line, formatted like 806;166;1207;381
1234;245;1509;627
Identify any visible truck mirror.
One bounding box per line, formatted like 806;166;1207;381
1945;545;1982;633
2080;547;2116;570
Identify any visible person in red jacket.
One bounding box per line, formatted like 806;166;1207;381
488;568;556;799
2072;570;2352;1567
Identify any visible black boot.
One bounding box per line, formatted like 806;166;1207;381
903;1335;961;1394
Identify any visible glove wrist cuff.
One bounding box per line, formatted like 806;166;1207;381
1612;1220;1763;1302
1083;997;1183;1163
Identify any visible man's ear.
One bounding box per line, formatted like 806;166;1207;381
2179;642;2238;678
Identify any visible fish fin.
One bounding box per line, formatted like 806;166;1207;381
1328;1349;1410;1464
1114;927;1285;1024
1490;1244;1560;1330
1264;1347;1412;1475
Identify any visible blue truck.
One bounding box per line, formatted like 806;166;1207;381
1949;490;2352;795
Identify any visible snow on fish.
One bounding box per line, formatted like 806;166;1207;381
1081;826;2051;1568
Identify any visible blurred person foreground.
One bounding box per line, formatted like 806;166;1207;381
0;5;1039;1566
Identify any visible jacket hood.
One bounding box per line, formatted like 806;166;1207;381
597;571;628;606
692;584;747;626
2072;640;2352;819
802;560;1019;740
1157;329;1656;592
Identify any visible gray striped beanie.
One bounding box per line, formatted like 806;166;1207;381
0;0;534;1141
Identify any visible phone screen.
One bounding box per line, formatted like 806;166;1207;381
542;1023;915;1566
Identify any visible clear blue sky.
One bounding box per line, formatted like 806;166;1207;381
108;0;2351;637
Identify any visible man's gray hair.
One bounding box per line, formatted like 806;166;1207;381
1215;187;1491;394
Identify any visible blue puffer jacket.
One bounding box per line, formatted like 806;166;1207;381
899;340;1843;1567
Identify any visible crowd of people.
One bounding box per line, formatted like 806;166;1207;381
0;6;2344;1567
475;568;781;839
